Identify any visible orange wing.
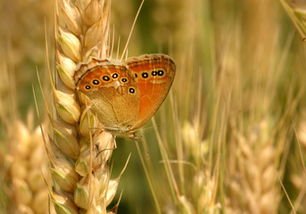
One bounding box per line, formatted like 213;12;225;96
125;54;176;129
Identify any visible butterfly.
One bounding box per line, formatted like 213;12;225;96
74;54;176;135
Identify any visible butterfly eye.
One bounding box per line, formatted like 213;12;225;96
85;85;91;90
157;70;164;76
128;87;136;94
121;77;129;83
102;75;110;81
92;79;100;85
112;73;119;79
151;71;158;76
142;72;149;78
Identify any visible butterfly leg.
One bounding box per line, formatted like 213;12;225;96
128;131;142;141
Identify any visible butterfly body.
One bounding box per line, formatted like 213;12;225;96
74;54;176;134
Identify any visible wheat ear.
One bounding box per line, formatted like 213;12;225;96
0;52;49;214
290;111;306;212
50;0;118;213
5;118;49;214
226;120;281;214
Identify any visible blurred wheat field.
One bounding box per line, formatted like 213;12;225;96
0;0;306;213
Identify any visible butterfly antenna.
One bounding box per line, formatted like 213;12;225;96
120;0;145;61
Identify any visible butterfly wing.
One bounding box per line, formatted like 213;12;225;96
125;54;176;130
75;63;140;131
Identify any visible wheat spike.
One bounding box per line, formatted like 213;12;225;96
51;0;118;213
226;120;281;214
0;52;49;214
5;119;49;214
180;122;220;214
222;2;284;212
146;0;220;213
290;111;306;212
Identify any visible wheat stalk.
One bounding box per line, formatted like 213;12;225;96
221;1;286;212
144;0;221;213
50;0;118;213
280;0;306;40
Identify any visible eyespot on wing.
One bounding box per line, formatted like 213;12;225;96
125;54;176;84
